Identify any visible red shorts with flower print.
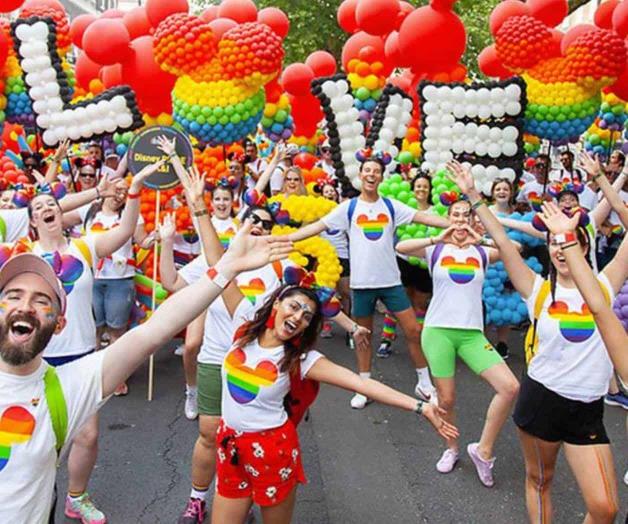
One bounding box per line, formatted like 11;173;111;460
215;419;307;506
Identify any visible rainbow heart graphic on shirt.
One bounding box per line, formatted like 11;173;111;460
238;278;266;305
224;347;278;404
356;213;389;241
219;228;236;249
440;256;480;284
548;301;596;343
527;192;543;212
0;406;35;472
41;252;84;294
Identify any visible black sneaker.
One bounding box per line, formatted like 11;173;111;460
496;342;509;360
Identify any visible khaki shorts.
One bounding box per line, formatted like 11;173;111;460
197;363;222;416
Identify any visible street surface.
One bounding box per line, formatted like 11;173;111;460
55;320;627;523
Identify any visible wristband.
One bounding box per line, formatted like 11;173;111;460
591;172;604;181
127;191;140;200
193;208;209;217
471;199;485;211
414;401;424;416
553;231;576;245
95;187;101;199
350;323;359;336
168;152;178;160
207;267;231;289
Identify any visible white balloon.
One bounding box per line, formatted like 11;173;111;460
505;83;522;100
475;143;488;157
425;115;441;127
321;81;338;98
441;113;455;127
33;100;47;113
389;146;399;158
490;87;505;102
437;86;451;101
422;161;436;172
477;88;491;103
337;80;349;94
488;143;502;158
452;140;464;154
387;104;402;119
40;68;57;82
400;112;412;125
346;164;359;178
15;24;33;42
452;86;466;103
423;102;437;115
68;126;81;141
424;151;440;164
47;98;63;113
502;126;519;142
340;94;354;110
466;104;478;118
486;165;500;178
478;105;492;120
505;102;521;115
471;164;486;178
352;178;362;191
35;55;52;69
501;168;516;181
32;22;50;41
502;142;518;156
37;114;51;128
423;138;438;151
488;127;502;142
351;121;363;135
464;90;477;104
383;116;398;129
424;126;441;139
439;151;453;163
25;72;41;86
374;138;388;150
354;135;366;149
492;104;505;118
30;86;44;100
440;101;453;114
80;124;92;137
465;122;478;137
464;139;476;154
116;113;133;128
341;152;355;164
42;129;57;146
423;84;438;101
43;82;60;97
452;122;465;136
453;104;466;119
402;99;413;112
477;125;490;141
21;58;37;73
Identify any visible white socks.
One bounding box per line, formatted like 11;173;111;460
359;372;371;381
416;367;434;390
190;487;208;500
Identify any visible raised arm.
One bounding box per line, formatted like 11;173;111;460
497;216;545;239
94;160;166;259
102;223;293;396
538;202;627;382
43;139;69;184
581;153;628;228
306;357;458;440
158;213;187;292
252;145;284;196
413;210;449;228
447;161;536;298
287;220;328;242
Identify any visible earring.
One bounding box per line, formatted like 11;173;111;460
266;310;277;329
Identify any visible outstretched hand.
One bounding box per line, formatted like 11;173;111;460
539;202;580;235
131;159;167;192
445;160;475;195
155;135;176;157
216;220;293;275
352;325;371;352
578;152;602;178
422;403;459;440
159;213;177;244
181;165;205;208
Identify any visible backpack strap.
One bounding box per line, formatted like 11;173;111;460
347;197;358;225
429;242;445;272
272;260;283;280
472;245;488;271
43;366;68;454
71;238;93;270
524;280;551;366
382;197;396;224
533;280;551;321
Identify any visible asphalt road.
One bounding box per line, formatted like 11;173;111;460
55;320;627;523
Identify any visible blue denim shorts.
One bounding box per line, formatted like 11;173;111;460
93;277;135;329
351;285;411;318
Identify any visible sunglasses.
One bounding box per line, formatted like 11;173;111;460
286;177;301;183
322;148;331;153
250;214;273;230
79;172;97;178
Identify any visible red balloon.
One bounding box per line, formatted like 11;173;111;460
305;51;337;77
257;7;290;39
83;19;131;66
341;31;386;70
70;14;95;49
123;7;152;39
75;51;101;90
100;64;123;88
612;1;628;38
337;0;359;34
293;153;318;171
0;29;9;66
0;0;25;13
218;0;257;24
398;6;465;74
384;31;401;67
430;0;457;11
396;1;414;29
560;24;597;54
281;63;315;97
201;6;219;22
21;0;63;12
528;0;568;28
145;0;188;28
208;18;238;42
608;57;628;99
595;0;619;29
122;35;176;116
489;0;530;35
102;8;124;19
355;0;400;36
478;45;511;79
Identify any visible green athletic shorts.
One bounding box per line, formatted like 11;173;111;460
197;363;222;416
421;326;504;378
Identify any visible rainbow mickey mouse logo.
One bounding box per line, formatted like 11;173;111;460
224;348;278;404
356;213;389;241
0;406;36;473
548;301;595;343
440;256;480;285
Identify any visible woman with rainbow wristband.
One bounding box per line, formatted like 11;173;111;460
396;194;519;487
449;160;626;523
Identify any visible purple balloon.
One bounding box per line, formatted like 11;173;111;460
281;128;292;140
621;142;628;154
621;305;628;319
599;120;608;129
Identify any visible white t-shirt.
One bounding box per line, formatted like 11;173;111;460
316;160;336;178
516;180;546;211
0;353;106;524
424;243;487;330
179;256;290;365
608;189;627;226
33;237;99;358
85;211;142;279
245;158;268;191
549;167;586;184
321;197;415;288
0;208;29;243
525;274;614;402
578;185;599;211
221;339;323;432
321;227;349;260
211;216;238;251
270;165;287;193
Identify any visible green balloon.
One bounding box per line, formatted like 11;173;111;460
397;190;410;202
398;151;413;164
407;198;418;209
225;106;235;116
202;107;212;118
390;174;403;183
219;115;229;126
400;181;411;191
208;116;217;126
399;234;412;242
261;116;273;127
275;110;288;123
389;182;400;195
231;114;241;124
214;107;224;117
356;87;370;101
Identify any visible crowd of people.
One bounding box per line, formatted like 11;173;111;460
0;133;626;524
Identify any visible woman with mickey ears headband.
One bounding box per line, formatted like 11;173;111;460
448;160;627;523
159;165;371;524
286;149;449;410
396;191;520;487
209;263;458;524
19;158;166;524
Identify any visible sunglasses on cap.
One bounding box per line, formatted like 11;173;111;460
250;213;273;231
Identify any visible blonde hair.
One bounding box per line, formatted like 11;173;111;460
281;166;307;196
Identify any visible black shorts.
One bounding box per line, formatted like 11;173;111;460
339;258;350;278
513;375;609;445
397;257;433;293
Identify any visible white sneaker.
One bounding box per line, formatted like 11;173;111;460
350;393;372;409
415;382;438;405
624;469;628;486
174;344;185;357
436;448;459;473
185;388;198;420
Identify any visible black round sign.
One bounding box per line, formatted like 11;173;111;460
127;126;193;190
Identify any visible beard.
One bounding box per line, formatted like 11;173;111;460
0;312;56;366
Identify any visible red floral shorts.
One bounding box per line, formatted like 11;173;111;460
215;419;307;506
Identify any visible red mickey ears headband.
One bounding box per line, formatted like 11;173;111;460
74;157;102;170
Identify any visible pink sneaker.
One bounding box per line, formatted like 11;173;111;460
436;448;459;473
467;442;495;487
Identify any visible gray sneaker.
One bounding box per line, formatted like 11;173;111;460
467;443;495;487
